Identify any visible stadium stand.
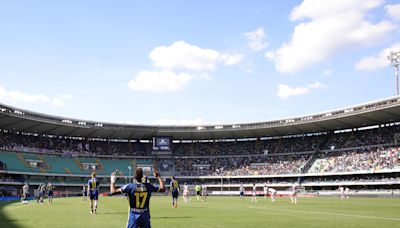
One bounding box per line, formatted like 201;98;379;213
1;98;400;197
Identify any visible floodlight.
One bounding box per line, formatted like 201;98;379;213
388;49;400;95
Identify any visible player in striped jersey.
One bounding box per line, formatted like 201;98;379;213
170;176;180;208
47;182;55;205
110;168;164;228
88;172;100;214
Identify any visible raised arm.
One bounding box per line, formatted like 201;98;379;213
110;172;122;195
154;171;164;191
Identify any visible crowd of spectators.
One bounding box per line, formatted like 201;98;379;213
172;135;322;156
0;124;399;158
302;174;400;184
172;141;266;156
325;125;400;150
174;154;309;176
0;132;150;157
310;147;400;173
0;124;399;178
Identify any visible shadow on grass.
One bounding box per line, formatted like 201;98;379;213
152;216;193;220
0;200;20;228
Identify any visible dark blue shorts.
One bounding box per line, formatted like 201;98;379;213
127;211;151;228
48;191;53;197
172;190;179;198
89;190;98;200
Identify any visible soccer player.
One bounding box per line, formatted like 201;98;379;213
195;184;202;201
183;182;189;203
263;184;268;200
201;185;207;202
170;176;180;208
239;184;244;199
251;183;257;202
290;183;298;204
268;187;277;202
339;186;345;200
21;183;29;204
345;187;350;199
88;172;100;214
37;184;45;204
110;168;164;228
47;182;55;205
36;184;40;203
82;184;88;202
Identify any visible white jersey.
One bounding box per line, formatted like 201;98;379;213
239;185;244;192
263;186;268;194
183;185;189;193
252;186;257;195
339;187;344;193
291;184;298;195
22;184;29;194
345;188;349;194
269;188;277;194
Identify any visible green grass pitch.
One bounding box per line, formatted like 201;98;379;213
1;196;400;227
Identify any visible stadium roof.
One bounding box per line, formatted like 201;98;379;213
1;96;400;140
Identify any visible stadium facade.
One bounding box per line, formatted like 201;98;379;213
0;96;400;198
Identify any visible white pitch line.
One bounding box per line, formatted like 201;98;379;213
248;206;400;222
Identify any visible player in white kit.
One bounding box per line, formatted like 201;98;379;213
345;187;350;199
339;186;345;199
201;185;208;202
263;184;268;200
183;183;189;203
268;187;277;202
251;183;257;202
21;183;29;204
290;183;298;204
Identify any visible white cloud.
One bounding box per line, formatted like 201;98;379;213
0;85;70;106
129;40;244;92
128;70;194;92
0;86;6;98
266;0;396;73
149;40;243;71
220;54;244;65
308;81;326;89
52;97;64;106
277;85;309;99
277;81;325;99
152;118;208;126
8;90;50;103
243;27;268;51
355;43;400;71
385;4;400;20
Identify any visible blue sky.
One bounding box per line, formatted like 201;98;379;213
0;0;399;125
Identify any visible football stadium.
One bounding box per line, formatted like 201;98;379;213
1;96;400;227
1;0;400;228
